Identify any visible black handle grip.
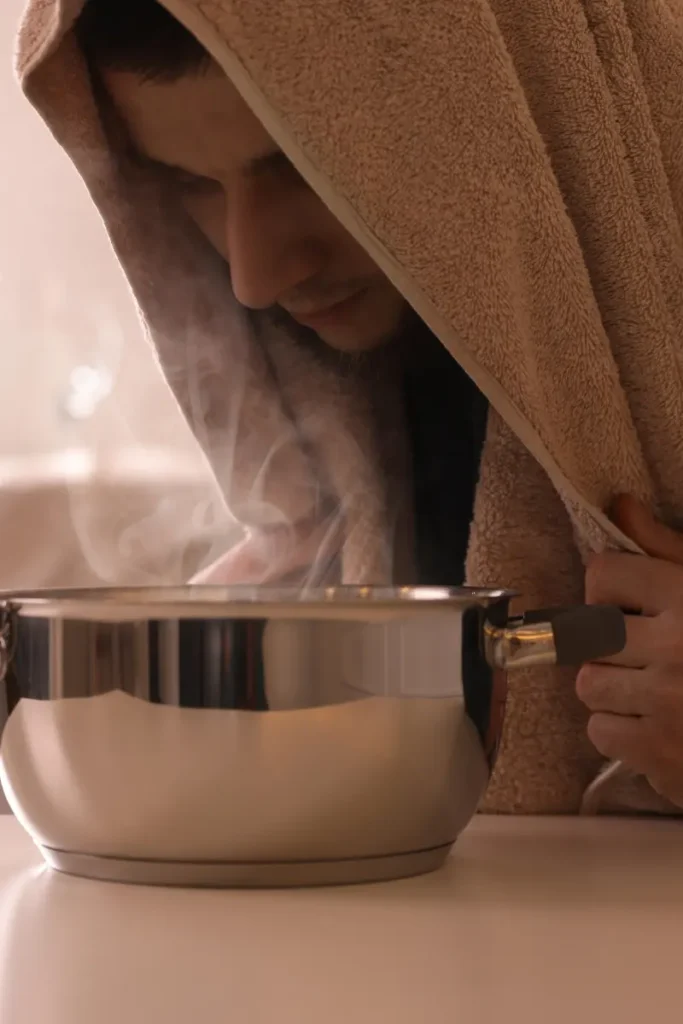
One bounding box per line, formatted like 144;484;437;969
522;605;627;666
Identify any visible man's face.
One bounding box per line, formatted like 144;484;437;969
102;64;406;353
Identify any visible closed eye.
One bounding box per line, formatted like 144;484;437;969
166;169;222;195
247;150;308;187
131;153;222;195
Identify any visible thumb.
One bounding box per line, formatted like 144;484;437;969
609;494;683;564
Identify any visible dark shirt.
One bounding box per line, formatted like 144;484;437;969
403;339;488;586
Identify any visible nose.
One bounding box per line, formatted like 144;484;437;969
227;178;325;309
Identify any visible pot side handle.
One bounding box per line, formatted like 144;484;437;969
487;605;626;671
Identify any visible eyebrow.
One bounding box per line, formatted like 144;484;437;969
245;151;291;176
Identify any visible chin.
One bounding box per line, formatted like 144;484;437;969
317;307;405;353
317;329;392;353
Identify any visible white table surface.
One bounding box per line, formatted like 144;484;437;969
0;813;681;1024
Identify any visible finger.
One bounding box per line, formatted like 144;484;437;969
596;609;683;668
610;495;683;565
576;664;654;716
585;552;683;616
595;613;654;668
587;712;652;773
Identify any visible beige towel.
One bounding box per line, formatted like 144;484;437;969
15;0;683;814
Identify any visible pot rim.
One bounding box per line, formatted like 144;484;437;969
0;585;516;623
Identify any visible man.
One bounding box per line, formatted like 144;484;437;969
15;0;683;814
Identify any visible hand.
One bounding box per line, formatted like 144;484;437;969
576;495;683;806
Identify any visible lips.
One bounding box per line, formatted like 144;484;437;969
286;289;367;329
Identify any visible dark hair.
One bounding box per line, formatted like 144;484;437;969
75;0;212;81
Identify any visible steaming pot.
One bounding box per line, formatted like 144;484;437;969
0;586;625;887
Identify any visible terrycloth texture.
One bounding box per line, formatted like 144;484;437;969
15;0;683;813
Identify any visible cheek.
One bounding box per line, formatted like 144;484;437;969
182;192;229;260
321;221;378;274
293;190;376;272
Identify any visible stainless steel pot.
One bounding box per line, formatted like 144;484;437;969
0;586;625;887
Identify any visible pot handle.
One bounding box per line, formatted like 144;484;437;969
486;604;626;671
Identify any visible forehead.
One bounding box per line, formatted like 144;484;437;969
100;65;275;174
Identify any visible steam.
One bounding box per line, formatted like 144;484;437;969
62;366;236;588
0;275;235;590
0;202;401;595
0;264;400;592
